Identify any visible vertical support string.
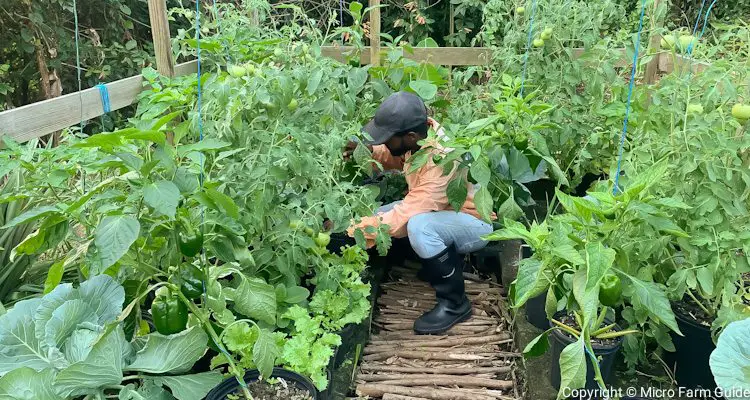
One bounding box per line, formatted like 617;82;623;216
613;0;648;195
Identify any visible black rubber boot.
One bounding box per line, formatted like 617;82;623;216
414;246;472;335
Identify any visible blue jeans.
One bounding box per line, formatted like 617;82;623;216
377;201;494;259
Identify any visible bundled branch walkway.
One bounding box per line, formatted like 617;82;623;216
354;261;522;400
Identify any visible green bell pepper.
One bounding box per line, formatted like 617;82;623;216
177;217;203;258
598;274;622;307
151;291;188;335
176;264;204;300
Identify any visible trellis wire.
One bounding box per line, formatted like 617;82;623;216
613;0;648;195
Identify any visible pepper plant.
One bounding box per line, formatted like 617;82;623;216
410;81;567;223
485;163;688;396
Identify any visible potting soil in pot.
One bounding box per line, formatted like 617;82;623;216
225;378;314;400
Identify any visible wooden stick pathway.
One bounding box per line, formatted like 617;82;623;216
354;262;521;399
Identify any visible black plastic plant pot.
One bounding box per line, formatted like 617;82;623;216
526;292;549;330
667;306;717;390
205;368;320;400
549;318;623;393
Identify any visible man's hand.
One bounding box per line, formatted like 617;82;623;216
343;141;373;161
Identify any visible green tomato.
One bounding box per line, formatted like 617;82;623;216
687;104;704;115
732;104;750;120
660;34;676;49
289;220;303;230
678;35;696;52
288;98;298;111
314;232;331;247
516;6;525;14
228;65;247;78
304;227;315;236
533;38;545;48
540;27;553;40
245;63;256;76
274;48;284;58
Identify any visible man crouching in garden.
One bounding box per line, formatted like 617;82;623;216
343;91;496;335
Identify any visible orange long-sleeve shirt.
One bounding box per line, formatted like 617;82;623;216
347;118;496;247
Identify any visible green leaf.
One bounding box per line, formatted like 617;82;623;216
551;245;584;266
498;196;524;221
233;276;277;325
347;68;368;92
513;258;548;306
482;218;531;242
409;80;438;100
143;180;181;219
628;276;682;335
151;372;223;400
2;206;61;229
177;139;231;156
464;116;499;133
474;186;493;223
0;298;50;374
253;328;281;380
696;267;714;296
150;111;183;131
94;215;140;270
643;215;688;237
447;176;468;211
653;197;691;209
523;329;551;359
0;367;62;400
710;318;750;399
126;326;208;374
585;242;616;290
307;70;323;96
556;339;587;399
284;286;310;304
205;188;240;219
125;40;137;50
55;327;132;397
469;159;491;186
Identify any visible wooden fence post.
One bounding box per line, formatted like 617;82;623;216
147;0;175;78
369;0;381;66
644;0;663;84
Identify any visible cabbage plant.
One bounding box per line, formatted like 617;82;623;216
0;275;219;400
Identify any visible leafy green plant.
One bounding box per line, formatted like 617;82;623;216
709;317;750;399
0;275;221;400
486;164;688;395
411;83;567;223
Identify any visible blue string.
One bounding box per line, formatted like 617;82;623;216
686;0;707;54
519;0;539;97
613;0;647;195
96;84;111;113
699;0;718;39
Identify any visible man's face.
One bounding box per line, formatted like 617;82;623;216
384;133;415;156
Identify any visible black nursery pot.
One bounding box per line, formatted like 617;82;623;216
667;306;717;390
205;368;320;400
549;317;623;393
526;292;549;330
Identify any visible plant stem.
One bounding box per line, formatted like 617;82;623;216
173;286;254;400
550;318;581;337
686;289;712;316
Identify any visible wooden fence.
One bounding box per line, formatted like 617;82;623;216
0;0;709;144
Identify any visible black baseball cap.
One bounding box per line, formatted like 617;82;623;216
362;91;428;145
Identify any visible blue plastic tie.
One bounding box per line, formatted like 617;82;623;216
96;84;111;113
613;0;648;195
72;0;86;192
519;0;539;97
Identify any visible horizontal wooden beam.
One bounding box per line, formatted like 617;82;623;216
321;46;493;66
657;52;709;75
0;61;198;144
